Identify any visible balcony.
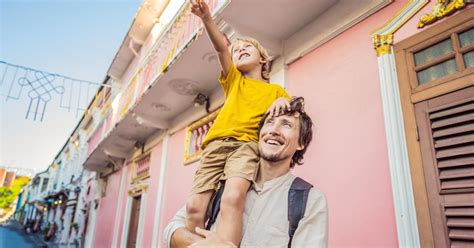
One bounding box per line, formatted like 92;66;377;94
82;0;390;172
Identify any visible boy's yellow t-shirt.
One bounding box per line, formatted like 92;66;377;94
201;64;289;148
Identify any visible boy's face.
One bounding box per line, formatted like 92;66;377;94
231;40;263;73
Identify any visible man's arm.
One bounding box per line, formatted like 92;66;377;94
170;227;202;248
292;188;328;247
162;206;203;248
191;0;232;77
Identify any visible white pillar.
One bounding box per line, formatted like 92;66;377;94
112;166;129;247
376;50;420;248
60;191;77;244
152;134;170;248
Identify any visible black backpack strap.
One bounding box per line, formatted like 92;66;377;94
288;177;313;248
205;184;225;230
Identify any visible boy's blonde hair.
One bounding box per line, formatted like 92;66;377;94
230;36;272;80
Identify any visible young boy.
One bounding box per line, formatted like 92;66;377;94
187;0;291;245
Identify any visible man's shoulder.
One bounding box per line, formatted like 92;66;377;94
291;176;326;204
307;185;328;212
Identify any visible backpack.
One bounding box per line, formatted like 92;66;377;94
205;177;313;248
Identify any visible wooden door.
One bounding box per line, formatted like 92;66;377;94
414;86;474;247
127;195;142;248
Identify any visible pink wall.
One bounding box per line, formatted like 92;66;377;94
92;170;122;247
92;1;474;247
159;130;197;246
141;143;163;247
285;1;415;247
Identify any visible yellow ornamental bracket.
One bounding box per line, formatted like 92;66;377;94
418;0;466;28
374;34;394;56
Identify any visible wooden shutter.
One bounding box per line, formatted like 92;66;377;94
415;86;474;247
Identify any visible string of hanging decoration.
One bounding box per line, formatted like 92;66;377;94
0;61;105;121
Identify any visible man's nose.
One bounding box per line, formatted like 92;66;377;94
267;125;281;135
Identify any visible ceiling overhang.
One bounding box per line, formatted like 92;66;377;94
107;0;170;81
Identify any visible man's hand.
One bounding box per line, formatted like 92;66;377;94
188;227;236;248
191;0;211;21
267;97;291;117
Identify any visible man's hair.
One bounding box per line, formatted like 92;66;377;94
258;97;313;168
230;36;272;80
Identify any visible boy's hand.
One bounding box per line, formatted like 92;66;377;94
267;97;291;117
191;0;211;21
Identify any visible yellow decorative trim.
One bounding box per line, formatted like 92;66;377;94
130;152;152;183
119;70;140;119
418;0;466;28
128;183;148;196
183;109;220;165
371;0;430;57
374;34;394;56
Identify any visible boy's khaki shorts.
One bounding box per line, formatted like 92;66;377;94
190;139;259;194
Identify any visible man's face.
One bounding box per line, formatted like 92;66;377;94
258;113;303;164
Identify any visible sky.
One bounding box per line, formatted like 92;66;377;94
0;0;142;174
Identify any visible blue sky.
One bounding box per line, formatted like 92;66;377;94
0;0;141;173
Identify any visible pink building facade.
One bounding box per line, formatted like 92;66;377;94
46;0;473;247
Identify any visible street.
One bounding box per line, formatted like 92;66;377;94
0;220;35;248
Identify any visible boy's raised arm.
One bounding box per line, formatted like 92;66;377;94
191;0;232;77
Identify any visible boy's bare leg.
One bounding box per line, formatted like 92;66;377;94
186;190;214;233
217;177;250;246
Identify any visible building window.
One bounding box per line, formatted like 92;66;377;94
131;154;151;183
41;178;49;192
401;22;474;91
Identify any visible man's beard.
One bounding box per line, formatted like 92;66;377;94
259;147;291;163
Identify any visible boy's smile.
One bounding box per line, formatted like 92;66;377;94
232;41;262;73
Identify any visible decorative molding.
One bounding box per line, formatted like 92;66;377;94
128;183;149;197
371;0;429;56
130;154;151;183
418;0;466;28
370;1;431;247
374;34;394;56
183;109;219;165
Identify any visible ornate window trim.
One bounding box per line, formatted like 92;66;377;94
183;110;220;165
130;152;152;184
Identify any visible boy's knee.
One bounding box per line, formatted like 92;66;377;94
186;197;205;216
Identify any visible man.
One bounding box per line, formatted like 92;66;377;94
163;97;328;248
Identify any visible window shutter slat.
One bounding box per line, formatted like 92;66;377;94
440;167;474;179
435;134;474;148
431;113;474;129
445;205;474;245
429;101;474;119
438;156;474;168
